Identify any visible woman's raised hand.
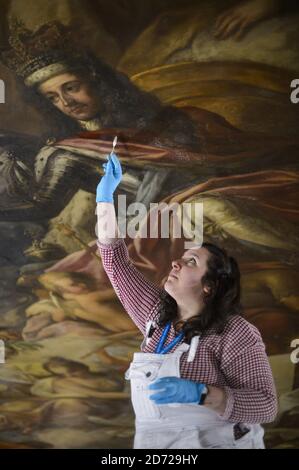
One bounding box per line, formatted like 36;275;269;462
96;152;123;203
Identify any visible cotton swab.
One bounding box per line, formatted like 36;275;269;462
107;136;118;161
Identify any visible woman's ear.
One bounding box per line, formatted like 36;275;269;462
203;283;211;294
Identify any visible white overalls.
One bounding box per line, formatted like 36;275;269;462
125;321;265;449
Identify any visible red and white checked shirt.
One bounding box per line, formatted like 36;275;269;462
97;238;278;424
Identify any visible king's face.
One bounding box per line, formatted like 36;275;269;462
38;72;101;121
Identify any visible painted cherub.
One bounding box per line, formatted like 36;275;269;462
30;356;129;400
25;271;137;333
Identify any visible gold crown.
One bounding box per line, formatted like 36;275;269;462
1;19;83;86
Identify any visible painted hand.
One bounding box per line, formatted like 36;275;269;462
148;376;207;404
213;0;281;41
96;152;122;203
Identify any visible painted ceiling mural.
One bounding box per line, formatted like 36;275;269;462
0;0;298;449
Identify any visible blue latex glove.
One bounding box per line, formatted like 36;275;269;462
96;152;122;203
148;376;207;405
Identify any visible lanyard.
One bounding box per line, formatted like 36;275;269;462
155;321;184;355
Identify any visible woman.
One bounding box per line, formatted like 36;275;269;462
96;153;278;449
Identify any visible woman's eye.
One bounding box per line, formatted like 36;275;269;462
184;258;196;264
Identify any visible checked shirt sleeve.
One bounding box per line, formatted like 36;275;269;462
219;319;278;424
97;238;164;335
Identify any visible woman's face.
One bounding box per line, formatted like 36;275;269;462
38;72;101;121
164;246;210;302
